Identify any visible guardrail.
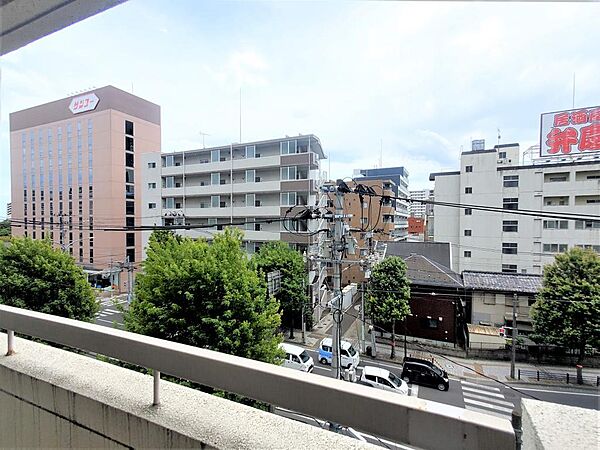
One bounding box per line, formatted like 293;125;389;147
0;305;515;450
518;368;600;386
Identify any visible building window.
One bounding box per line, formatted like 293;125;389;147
464;208;472;215
126;217;135;228
464;229;472;236
165;197;175;209
125;152;134;168
465;187;472;194
543;243;568;253
125;120;134;136
125;169;134;183
126;233;135;247
164;176;175;188
465;165;473;173
125;136;134;151
502;243;518;254
148;162;156;169
464;251;471;258
245;169;255;183
211;149;220;163
211;195;220;208
163;155;174;167
576;244;600;253
503;198;518;210
211;172;220;185
126;201;135;215
148;203;156;209
148;182;156;189
544;220;568;229
281;166;297;181
502;220;518;232
126;248;135;263
575;220;600;229
245;145;255;158
503;175;519;187
126;184;135;199
281;192;297;206
502;264;518;273
245;193;255;206
280;140;297;155
498;151;507;159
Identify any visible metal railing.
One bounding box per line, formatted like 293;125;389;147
0;305;515;450
518;368;600;386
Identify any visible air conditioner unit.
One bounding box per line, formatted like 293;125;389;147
220;179;226;185
175;183;181;188
200;182;205;186
255;177;261;182
220;157;226;162
255;153;261;158
220;202;226;208
255;201;261;207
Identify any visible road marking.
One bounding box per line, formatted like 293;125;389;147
462;386;505;398
461;380;501;391
96;318;114;324
103;308;120;314
409;384;419;397
465;405;511;421
515;387;600;397
313;366;332;372
462;392;515;408
464;398;514;414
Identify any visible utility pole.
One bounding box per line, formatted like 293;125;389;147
331;185;345;380
510;293;518;379
59;213;66;252
125;256;134;304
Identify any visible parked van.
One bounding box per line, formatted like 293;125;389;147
401;357;449;391
359;366;409;395
318;338;360;369
279;343;314;373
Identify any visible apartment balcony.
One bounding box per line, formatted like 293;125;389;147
175;180;281;197
184;205;280;218
14;305;590;450
281;151;319;170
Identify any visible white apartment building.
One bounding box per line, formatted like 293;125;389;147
141;135;325;256
430;143;600;274
409;189;433;218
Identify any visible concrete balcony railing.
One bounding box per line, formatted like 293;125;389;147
0;305;515;450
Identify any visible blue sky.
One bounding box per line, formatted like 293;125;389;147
1;0;599;215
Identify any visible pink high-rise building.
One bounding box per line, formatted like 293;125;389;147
9;86;161;287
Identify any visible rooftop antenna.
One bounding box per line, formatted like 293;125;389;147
239;87;242;143
497;128;501;145
199;131;210;149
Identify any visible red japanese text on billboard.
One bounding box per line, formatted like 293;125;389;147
540;106;600;157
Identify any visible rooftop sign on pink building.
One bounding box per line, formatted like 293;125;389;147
69;93;99;114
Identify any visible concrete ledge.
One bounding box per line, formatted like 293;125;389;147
521;398;599;450
0;333;374;449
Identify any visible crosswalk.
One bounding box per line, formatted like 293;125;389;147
96;297;128;324
461;380;515;420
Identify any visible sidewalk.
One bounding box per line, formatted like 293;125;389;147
287;311;600;389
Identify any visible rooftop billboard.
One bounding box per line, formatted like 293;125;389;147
540;106;600;157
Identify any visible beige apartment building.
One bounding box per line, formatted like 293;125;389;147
9;86;161;286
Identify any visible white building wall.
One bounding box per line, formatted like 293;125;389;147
433;144;600;274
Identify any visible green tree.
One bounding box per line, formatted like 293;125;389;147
531;247;600;363
0;237;98;320
366;256;411;359
125;228;283;363
0;219;10;237
252;241;308;339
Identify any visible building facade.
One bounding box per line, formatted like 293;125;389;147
430;143;600;274
9;86;161;284
408;189;433;218
354;166;410;240
140;135;325;255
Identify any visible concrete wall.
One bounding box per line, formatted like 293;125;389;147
0;333;373;449
521;399;599;450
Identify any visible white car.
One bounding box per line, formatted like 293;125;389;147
279;343;314;372
359;366;409;395
318;338;360;369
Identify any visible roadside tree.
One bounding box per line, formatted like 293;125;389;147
366;256;411;359
0;237;98;320
531;247;600;363
125;228;283;363
252;241;308;338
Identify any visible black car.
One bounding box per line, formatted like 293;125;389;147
401;357;449;391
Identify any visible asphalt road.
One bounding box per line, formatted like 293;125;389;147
95;296;127;328
302;347;600;422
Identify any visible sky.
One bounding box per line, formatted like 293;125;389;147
1;0;599;214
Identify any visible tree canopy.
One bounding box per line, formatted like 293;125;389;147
367;256;411;359
125;228;283;363
0;219;10;237
0;237;98;320
531;247;600;363
252;241;308;337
